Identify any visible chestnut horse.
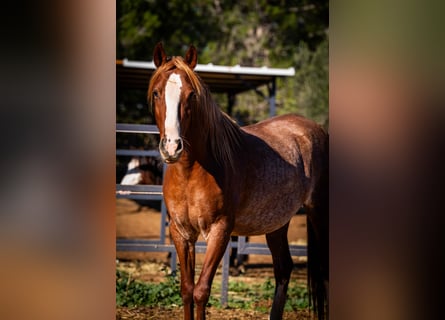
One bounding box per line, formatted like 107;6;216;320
148;43;328;320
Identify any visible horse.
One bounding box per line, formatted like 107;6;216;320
148;42;329;320
120;156;163;186
120;156;163;211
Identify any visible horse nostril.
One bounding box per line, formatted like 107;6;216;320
176;139;183;152
159;137;183;160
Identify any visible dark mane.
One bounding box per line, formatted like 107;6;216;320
149;57;243;173
196;82;244;174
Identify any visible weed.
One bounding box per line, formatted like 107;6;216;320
116;269;309;311
116;269;182;307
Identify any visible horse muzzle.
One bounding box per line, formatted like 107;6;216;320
159;137;183;163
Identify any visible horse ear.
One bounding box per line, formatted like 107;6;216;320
153;42;167;68
184;45;198;69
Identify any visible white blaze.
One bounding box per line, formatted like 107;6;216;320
164;73;182;156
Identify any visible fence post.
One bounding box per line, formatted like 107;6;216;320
220;243;230;307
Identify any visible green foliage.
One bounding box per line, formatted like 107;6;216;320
116;270;309;312
285;281;310;311
116;269;182;307
204;0;328;67
117;0;328;65
255;278;309;311
117;0;223;60
117;0;329;126
277;39;329;127
213;277;310;311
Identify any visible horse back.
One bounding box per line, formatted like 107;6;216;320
242;114;327;181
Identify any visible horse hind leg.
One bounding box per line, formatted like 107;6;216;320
266;222;293;320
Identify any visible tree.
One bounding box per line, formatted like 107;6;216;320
117;0;223;61
277;39;328;126
117;0;329;127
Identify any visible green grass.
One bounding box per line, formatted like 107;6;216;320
116;269;309;312
116;269;182;307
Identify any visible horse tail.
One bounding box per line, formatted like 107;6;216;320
307;132;329;319
307;218;328;319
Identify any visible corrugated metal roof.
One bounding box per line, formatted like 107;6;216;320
117;59;295;94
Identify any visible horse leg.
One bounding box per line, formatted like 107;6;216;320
194;220;232;320
266;222;293;320
169;222;196;320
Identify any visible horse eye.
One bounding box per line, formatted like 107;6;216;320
153;90;159;99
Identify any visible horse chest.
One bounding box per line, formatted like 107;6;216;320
164;176;224;241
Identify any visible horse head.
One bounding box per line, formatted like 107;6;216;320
149;42;199;164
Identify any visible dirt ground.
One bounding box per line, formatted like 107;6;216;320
116;198;310;319
116;306;312;320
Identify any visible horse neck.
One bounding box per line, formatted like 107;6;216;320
184;91;244;182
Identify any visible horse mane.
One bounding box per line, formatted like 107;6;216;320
148;57;243;173
198;86;244;173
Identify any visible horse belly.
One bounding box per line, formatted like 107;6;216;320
233;188;304;236
233;125;315;235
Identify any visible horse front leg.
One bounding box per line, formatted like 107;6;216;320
194;219;232;320
169;222;197;320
